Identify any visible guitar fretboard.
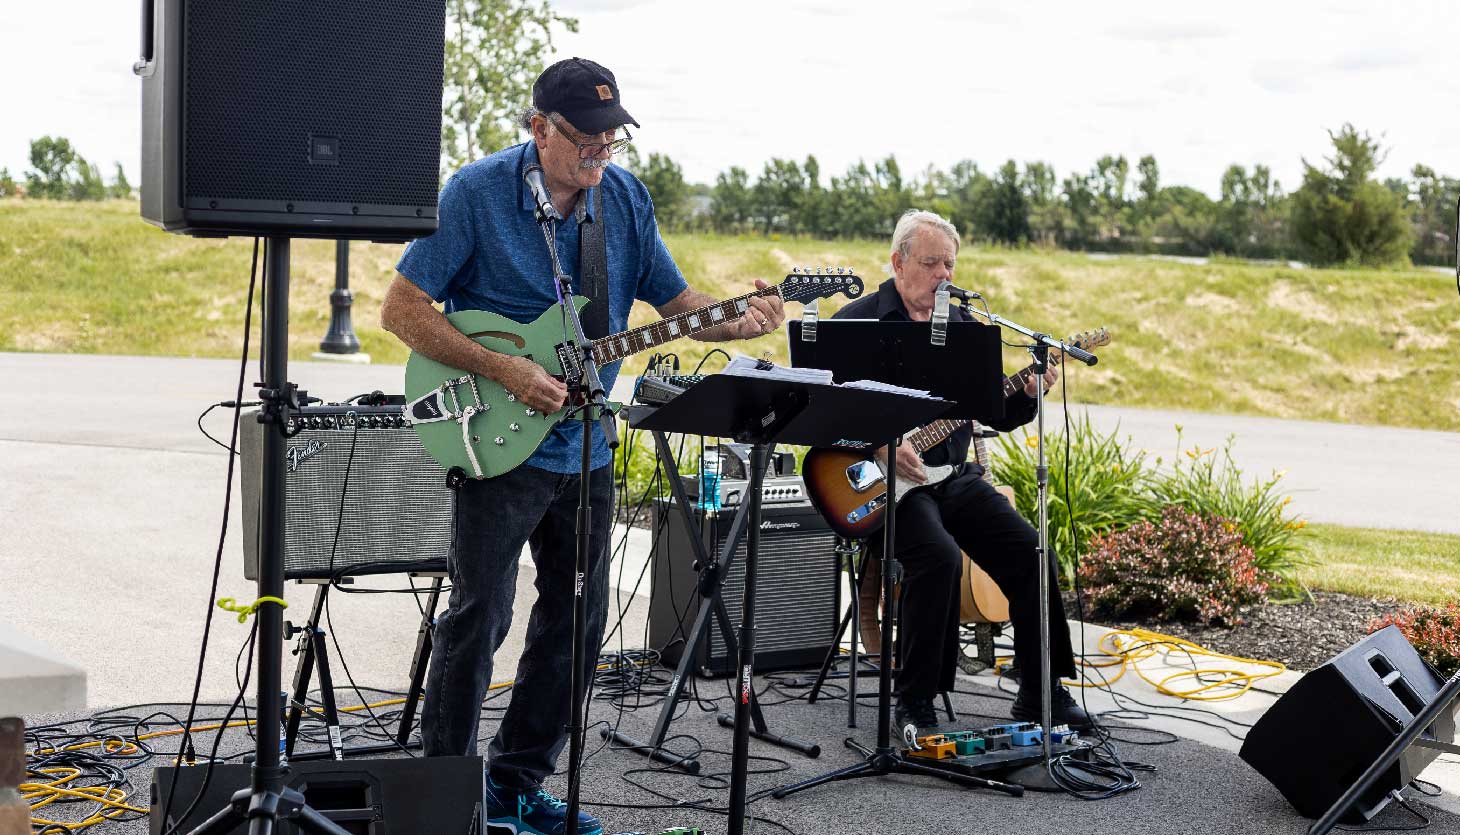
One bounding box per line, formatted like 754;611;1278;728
906;368;1033;453
589;288;780;365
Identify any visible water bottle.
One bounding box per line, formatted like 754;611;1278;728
699;449;722;511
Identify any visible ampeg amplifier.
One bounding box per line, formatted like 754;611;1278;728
241;405;453;580
648;499;839;676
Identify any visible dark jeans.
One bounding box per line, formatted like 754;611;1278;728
421;462;613;790
891;464;1075;699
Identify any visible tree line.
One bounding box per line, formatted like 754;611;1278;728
622;124;1457;269
2;136;132;201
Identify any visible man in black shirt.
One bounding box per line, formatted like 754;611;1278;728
833;209;1090;741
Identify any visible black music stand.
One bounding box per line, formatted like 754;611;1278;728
602;424;817;773
772;318;1020;802
631;372;953;835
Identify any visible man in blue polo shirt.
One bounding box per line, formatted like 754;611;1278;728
381;57;783;835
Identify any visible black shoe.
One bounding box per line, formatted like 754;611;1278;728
1011;682;1094;732
894;696;940;748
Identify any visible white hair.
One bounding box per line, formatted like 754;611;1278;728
884;209;961;276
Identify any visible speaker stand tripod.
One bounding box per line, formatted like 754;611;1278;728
185;237;355;835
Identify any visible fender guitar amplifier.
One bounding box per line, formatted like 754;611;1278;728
648;498;839;676
241;405;453;580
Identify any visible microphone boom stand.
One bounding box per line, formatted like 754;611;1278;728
963;305;1095;788
531;197;616;835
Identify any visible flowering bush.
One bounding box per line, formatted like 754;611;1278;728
1080;505;1276;627
1370;603;1460;679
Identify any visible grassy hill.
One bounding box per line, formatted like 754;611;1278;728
4;198;1458;432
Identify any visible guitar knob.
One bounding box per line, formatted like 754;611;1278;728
494;437;505;445
506;394;516;402
509;423;521;432
525;408;536;416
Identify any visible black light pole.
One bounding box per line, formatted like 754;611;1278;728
318;240;361;355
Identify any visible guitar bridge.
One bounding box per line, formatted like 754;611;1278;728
555;343;584;388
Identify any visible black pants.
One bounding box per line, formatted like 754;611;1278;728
890;464;1075;699
421;463;613;790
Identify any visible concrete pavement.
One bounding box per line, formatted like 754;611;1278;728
2;350;1458;814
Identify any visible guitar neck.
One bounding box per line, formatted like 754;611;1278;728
589;287;779;365
904;356;1059;455
904;371;1024;453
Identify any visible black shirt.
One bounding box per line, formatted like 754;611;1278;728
832;277;1039;467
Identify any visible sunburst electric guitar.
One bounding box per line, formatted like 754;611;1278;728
404;268;865;479
801;327;1111;540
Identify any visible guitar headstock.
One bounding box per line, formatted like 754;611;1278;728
1066;327;1111;352
1048;327;1111;364
779;266;865;304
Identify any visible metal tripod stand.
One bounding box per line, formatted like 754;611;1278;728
184;238;355;835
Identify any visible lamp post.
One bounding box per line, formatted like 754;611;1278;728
315;240;370;363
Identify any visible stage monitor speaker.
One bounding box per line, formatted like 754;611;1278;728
137;0;445;241
240;405;453;581
648;498;839;677
151;756;484;834
1239;625;1457;821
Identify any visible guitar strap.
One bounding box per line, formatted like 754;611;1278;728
577;185;609;340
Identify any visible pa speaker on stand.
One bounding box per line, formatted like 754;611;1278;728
136;0;446;241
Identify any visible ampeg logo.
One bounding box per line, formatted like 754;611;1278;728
760;520;800;531
286;438;328;473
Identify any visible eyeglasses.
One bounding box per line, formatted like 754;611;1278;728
549;116;633;159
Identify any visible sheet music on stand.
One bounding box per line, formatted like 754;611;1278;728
841;379;933;398
722;354;834;385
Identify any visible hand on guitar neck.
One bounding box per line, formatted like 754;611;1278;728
872;444;929;486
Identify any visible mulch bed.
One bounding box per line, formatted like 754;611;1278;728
1066;590;1408;672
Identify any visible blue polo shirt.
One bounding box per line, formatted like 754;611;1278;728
397;141;688;473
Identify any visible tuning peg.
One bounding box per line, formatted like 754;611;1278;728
793;266;801;274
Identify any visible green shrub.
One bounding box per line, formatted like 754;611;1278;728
1151;428;1309;595
1371;603;1460;679
991;414;1160;582
991;419;1308;592
1080;505;1276;626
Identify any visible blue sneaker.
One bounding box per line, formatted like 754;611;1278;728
485;776;603;835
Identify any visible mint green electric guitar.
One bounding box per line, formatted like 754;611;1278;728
403;268;864;479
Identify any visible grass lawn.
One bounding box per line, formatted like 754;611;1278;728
1300;524;1460;607
4;199;1459;431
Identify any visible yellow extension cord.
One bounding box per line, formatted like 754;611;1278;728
994;626;1288;700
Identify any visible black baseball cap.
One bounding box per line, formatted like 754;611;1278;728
532;57;640;136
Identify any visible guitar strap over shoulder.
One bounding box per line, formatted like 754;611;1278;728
577;185;609;340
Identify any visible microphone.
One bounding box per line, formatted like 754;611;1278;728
937;281;981;302
523;164;561;223
931;284;950;346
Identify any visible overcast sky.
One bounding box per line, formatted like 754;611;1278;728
6;0;1456;197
